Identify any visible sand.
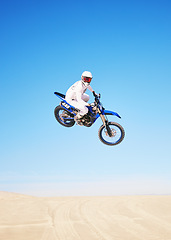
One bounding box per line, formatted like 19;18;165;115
0;192;171;240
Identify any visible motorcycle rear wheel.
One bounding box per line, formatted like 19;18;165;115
98;122;125;146
54;106;75;127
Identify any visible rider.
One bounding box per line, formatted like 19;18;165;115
65;71;97;121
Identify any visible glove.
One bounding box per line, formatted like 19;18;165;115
93;91;100;98
93;91;98;97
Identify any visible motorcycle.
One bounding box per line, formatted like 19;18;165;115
54;92;125;146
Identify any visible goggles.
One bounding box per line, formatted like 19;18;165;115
83;77;92;83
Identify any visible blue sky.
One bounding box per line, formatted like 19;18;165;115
0;0;171;196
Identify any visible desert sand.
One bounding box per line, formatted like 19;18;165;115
0;192;171;240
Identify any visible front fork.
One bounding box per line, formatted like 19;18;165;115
98;109;112;137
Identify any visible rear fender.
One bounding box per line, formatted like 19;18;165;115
104;110;121;118
54;92;77;115
54;92;65;101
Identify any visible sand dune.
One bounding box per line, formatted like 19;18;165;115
0;192;171;240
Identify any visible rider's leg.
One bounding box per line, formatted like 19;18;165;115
82;93;90;102
73;101;88;117
75;94;89;119
67;99;88;118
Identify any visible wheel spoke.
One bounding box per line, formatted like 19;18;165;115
54;106;75;127
98;122;125;146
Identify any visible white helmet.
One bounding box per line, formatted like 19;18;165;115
81;71;93;83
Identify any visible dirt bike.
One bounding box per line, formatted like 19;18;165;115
54;92;125;146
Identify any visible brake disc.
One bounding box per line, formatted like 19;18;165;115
104;128;117;137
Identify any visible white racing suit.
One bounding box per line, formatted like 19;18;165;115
65;80;94;116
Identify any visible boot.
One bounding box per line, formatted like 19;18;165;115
74;113;84;125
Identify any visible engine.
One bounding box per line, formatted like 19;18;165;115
81;113;96;127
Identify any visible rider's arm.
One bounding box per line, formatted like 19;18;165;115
87;85;94;92
87;85;98;97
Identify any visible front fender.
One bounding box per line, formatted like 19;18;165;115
104;110;121;118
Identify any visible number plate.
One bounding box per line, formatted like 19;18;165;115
61;102;70;109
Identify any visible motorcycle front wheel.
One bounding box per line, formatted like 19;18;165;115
98;122;125;146
54;106;75;127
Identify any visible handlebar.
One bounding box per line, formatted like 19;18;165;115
93;91;101;98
